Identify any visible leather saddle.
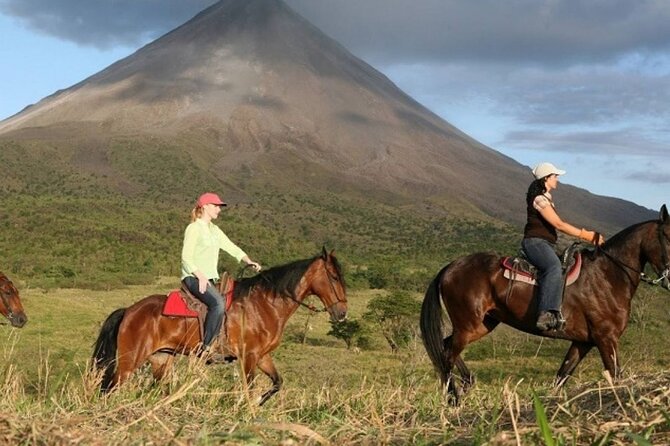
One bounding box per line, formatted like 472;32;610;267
501;243;583;287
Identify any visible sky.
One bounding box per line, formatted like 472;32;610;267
1;0;669;211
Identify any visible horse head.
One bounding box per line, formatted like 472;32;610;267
309;248;348;322
0;273;28;328
650;204;670;290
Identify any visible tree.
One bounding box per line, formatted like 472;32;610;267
363;290;421;353
327;319;364;349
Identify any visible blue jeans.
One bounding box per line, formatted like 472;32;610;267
521;237;563;315
182;276;225;348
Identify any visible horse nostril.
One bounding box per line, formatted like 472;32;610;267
12;314;27;328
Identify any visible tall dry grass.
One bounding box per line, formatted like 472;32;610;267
0;284;667;444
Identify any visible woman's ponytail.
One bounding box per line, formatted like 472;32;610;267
526;178;547;206
190;206;203;222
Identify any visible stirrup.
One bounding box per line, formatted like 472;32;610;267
197;345;228;365
553;311;566;330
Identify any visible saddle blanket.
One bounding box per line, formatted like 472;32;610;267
162;282;235;317
501;252;582;287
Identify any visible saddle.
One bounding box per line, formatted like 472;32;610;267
162;273;235;346
501;243;583;287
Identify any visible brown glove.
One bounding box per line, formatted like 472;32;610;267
579;228;605;245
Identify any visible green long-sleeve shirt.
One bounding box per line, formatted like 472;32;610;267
181;219;247;280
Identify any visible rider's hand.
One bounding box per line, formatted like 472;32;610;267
198;278;208;294
248;261;262;272
194;272;208;293
579;228;605;246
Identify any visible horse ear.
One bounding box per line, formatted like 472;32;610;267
660;204;669;223
329;249;336;257
321;246;328;259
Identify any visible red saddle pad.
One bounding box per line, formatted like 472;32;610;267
163;290;199;317
162;282;236;317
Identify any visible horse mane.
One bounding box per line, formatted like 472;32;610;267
599;219;656;254
233;254;344;300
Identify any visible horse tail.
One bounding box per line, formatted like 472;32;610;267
420;264;452;386
92;307;126;392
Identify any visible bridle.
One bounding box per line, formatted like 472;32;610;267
643;222;670;289
291;258;347;314
598;222;670;291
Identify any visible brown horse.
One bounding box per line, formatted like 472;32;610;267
421;205;670;403
92;249;347;405
0;272;27;328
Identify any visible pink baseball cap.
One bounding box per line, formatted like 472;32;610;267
196;192;227;207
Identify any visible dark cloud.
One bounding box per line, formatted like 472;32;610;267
290;0;670;65
0;0;216;48
3;0;670;64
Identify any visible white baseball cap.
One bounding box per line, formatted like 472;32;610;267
532;162;566;180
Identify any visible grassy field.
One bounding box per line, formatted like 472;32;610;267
0;279;668;445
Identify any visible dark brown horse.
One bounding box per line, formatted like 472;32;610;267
421;205;670;403
0;272;27;328
92;249;347;405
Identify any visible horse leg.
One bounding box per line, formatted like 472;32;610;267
114;329;154;387
555;341;593;387
455;315;499;394
454;356;473;393
239;352;259;389
594;337;621;380
148;352;175;381
256;355;283;406
445;316;500;402
440;335;460;401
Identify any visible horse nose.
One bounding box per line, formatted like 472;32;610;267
11;313;27;328
331;305;347;322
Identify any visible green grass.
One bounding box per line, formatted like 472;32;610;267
0;137;519;291
0;282;668;444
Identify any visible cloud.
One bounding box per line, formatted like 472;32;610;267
290;0;670;65
626;171;670;184
380;60;670;128
2;0;670;162
0;0;216;48
3;0;670;64
502;127;669;157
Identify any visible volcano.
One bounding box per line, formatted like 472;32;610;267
0;0;653;230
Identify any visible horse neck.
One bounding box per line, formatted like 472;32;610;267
246;259;317;312
598;221;653;292
620;221;658;265
277;261;326;314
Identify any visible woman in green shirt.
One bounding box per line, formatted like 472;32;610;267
181;192;261;357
